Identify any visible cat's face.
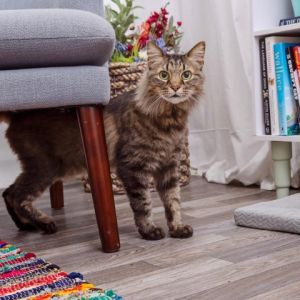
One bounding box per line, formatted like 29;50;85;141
147;41;205;105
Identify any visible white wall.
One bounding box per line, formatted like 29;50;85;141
0;124;20;188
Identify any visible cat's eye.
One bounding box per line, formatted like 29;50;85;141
181;70;192;81
159;71;169;81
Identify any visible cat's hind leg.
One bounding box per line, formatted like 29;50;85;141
3;185;36;231
3;163;59;234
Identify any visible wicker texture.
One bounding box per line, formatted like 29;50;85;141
83;61;191;194
109;62;147;99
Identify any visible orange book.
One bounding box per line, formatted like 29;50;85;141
293;46;300;83
293;47;300;111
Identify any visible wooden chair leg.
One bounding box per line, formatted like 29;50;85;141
77;105;120;253
50;181;64;210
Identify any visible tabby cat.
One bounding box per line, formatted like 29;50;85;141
0;41;205;240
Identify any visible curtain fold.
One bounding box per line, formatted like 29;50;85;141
176;0;300;190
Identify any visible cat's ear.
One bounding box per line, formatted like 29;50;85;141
147;41;164;65
187;41;206;69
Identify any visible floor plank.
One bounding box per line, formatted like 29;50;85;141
1;176;300;299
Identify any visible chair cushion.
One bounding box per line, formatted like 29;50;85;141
0;0;104;16
0;9;115;69
0;66;110;110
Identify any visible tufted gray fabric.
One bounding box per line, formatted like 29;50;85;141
0;0;103;16
0;9;115;69
0;66;110;110
0;0;114;109
234;194;300;234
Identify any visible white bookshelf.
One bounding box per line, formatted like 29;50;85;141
256;135;300;142
252;0;298;198
252;0;295;138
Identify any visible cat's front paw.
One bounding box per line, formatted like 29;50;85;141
139;226;166;240
169;224;193;239
34;217;57;234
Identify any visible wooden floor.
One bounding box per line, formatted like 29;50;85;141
1;177;300;299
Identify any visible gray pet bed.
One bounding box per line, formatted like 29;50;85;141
234;193;300;234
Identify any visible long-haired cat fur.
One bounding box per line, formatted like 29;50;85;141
0;41;205;240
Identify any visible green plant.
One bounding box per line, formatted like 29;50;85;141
105;0;141;44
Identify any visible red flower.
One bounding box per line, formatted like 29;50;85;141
161;8;168;15
162;15;168;26
136;3;182;51
156;30;163;38
148;16;157;24
138;36;148;48
156;22;163;31
147;12;160;24
127;44;133;52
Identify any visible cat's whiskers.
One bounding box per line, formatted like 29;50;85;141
151;98;164;117
147;96;164;116
188;94;200;106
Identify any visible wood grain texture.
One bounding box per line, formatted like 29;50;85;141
248;281;300;300
77;106;120;253
0;176;299;299
50;180;64;210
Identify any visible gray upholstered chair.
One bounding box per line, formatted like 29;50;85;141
0;0;120;253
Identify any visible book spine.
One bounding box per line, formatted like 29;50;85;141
274;44;286;135
274;43;299;135
286;47;300;126
279;16;300;26
294;70;300;119
259;38;271;135
266;38;280;135
293;46;300;93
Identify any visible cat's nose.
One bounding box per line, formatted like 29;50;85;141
172;86;180;92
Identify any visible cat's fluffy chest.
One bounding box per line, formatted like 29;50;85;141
117;109;185;170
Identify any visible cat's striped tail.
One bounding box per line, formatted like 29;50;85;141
0;112;10;124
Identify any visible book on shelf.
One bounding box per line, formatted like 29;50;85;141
279;16;300;26
286;47;300;126
264;36;300;135
259;38;271;135
293;46;300;101
274;42;300;136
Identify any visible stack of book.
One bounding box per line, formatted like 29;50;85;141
259;36;300;135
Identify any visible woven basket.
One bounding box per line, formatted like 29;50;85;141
83;61;191;194
109;61;148;98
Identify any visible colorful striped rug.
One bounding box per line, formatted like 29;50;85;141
0;241;122;300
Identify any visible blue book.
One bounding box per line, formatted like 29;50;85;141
274;43;300;135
